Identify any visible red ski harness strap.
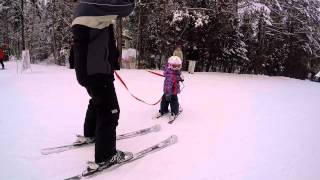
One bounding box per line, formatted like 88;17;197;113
147;70;180;95
146;70;165;77
114;71;162;106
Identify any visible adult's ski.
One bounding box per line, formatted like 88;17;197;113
65;135;178;180
41;124;161;155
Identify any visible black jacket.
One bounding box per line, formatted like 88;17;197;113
72;25;120;87
74;0;135;18
72;0;134;87
186;47;199;61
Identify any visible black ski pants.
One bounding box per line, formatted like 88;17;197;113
160;94;179;115
84;83;120;163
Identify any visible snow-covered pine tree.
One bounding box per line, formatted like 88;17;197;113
45;0;73;65
128;0;212;69
282;0;320;79
239;0;320;78
128;0;177;68
0;0;23;57
202;0;248;73
1;0;319;78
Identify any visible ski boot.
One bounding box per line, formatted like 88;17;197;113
73;135;95;146
82;150;133;176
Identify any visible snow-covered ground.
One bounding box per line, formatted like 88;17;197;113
1;61;320;180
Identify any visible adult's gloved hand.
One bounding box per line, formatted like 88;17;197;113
165;94;171;101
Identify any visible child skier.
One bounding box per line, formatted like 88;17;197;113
158;56;184;120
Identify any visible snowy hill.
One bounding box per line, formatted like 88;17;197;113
1;61;320;180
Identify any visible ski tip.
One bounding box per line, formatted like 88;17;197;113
41;151;49;155
41;148;56;155
64;175;82;180
153;124;161;132
170;135;178;143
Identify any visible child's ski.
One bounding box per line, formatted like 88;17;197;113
152;112;169;119
41;124;161;155
65;135;178;180
153;107;183;121
168;109;183;124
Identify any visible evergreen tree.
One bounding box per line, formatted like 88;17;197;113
0;0;319;78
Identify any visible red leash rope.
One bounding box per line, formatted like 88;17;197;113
146;70;165;77
115;71;162;106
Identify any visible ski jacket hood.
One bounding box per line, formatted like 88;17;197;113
72;0;135;29
71;1;134;87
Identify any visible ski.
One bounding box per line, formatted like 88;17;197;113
41;124;161;155
153;107;183;121
168;110;183;124
168;115;178;124
152;112;169;119
65;135;178;180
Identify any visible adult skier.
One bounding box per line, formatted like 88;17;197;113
71;0;135;172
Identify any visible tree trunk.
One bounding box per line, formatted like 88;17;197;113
52;0;58;64
21;0;25;51
136;6;142;69
5;7;10;56
255;13;266;74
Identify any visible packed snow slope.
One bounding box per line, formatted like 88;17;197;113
1;61;320;180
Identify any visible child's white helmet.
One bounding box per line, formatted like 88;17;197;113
168;56;182;70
